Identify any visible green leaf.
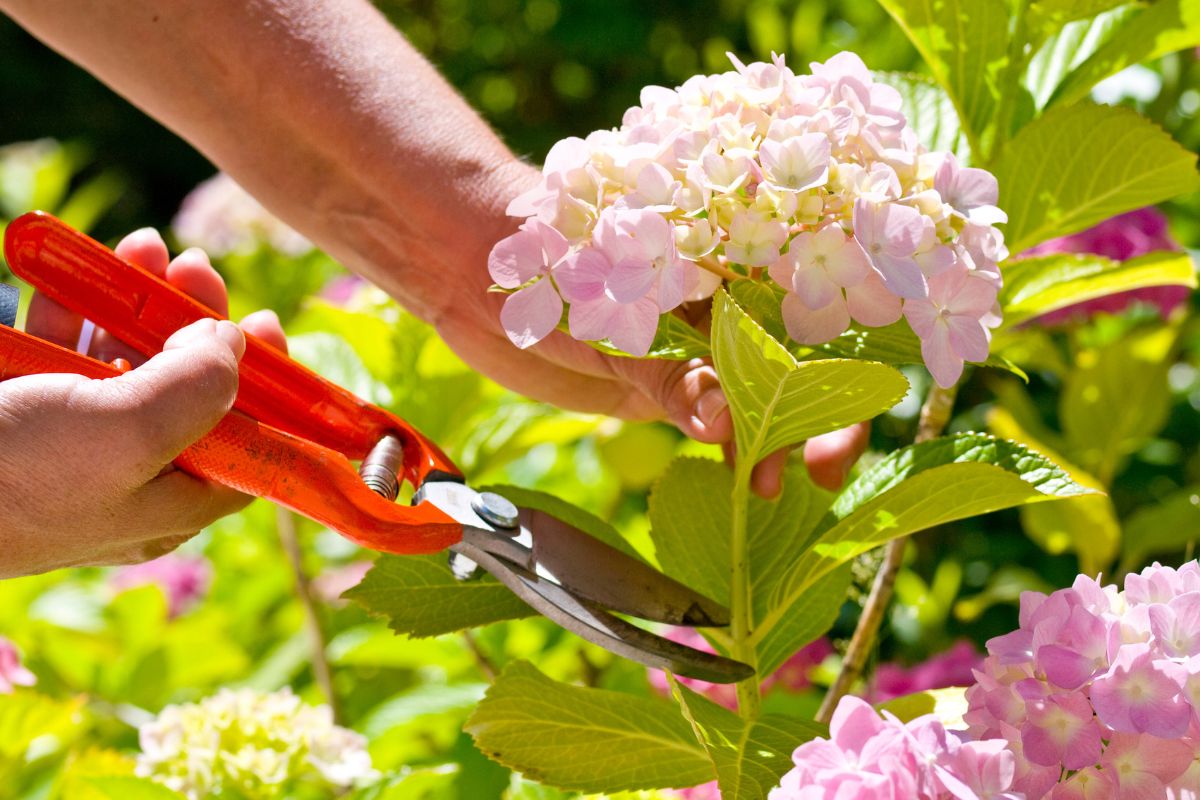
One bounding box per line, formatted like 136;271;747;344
345;555;534;638
479;484;645;562
989;406;1119;575
729;279;788;344
1026;0;1130;41
649;459;845;674
995;103;1200;254
875;72;970;159
1024;4;1141;108
875;0;1011;152
83;777;185;800
465;661;714;792
584;314;711;361
1052;0;1200;107
800;319;1028;380
669;676;825;800
711;290;908;468
1061;324;1177;483
758;434;1092;644
288;332;394;407
998;251;1198;329
1119;487;1200;572
0;691;84;762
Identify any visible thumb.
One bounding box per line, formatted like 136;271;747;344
83;319;245;480
606;356;733;444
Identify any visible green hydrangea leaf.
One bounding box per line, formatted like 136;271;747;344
995;103;1200;254
465;661;714;792
711;290;909;468
82;778;185;800
997;251;1197;329
668;676;825;800
875;72;970;159
1119;487;1200;573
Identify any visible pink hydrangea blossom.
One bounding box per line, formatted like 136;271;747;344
489;51;1007;388
1021;207;1189;323
0;637;35;694
312;560;373;606
965;561;1200;799
871;640;984;703
110;554;212;618
173;172;312;257
770;695;1020;799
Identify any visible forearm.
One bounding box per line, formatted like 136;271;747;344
1;0;533;322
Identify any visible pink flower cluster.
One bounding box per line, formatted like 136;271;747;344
872;640;984;703
965;562;1200;799
110;554;212;618
490;51;1008;387
771;695;1019;799
1022;207;1189;324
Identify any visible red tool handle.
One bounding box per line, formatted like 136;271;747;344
3;211;462;488
0;325;462;554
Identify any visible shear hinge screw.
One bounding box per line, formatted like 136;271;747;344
471;492;519;529
359;435;405;501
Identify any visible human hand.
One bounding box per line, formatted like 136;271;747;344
432;161;871;499
0;229;287;578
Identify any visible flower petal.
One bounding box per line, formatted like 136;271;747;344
499;278;563;349
781;292;849;345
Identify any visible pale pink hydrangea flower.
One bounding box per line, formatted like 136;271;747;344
173;172;311;257
312;560;373;606
964;561;1200;799
0;637;35;694
489;51;1007;387
770;695;1020;799
110;553;211;618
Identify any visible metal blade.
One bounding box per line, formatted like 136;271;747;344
451;537;754;683
516;507;730;626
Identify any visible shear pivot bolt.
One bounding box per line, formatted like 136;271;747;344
471;492;519;529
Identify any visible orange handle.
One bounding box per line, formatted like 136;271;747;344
3;211;462;488
0;325;462;554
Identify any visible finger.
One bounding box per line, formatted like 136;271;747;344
750;447;791;499
164;247;229;317
240;309;288;354
804;422;871;491
124;470;253;541
76;318;245;481
89;229;176;364
26;293;84;349
607;357;733;444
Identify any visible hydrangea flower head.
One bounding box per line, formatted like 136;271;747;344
965;561;1200;799
173;172;311;257
770;695;1020;799
136;687;376;799
490;51;1007;387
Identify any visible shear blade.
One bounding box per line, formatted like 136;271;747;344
515;507;729;627
452;538;754;684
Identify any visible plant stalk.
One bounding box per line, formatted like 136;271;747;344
730;463;761;719
277;507;343;723
816;382;959;723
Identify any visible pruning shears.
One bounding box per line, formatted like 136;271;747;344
0;211;752;683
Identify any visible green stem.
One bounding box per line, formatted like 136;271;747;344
730;462;761;719
816;382;960;723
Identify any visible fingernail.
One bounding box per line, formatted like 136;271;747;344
696;387;728;429
214;319;246;360
180;246;211;264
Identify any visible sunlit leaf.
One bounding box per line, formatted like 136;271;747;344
876;72;970;158
669;676;825;800
875;0;1010;152
1024;4;1141;108
465;661;713;792
995;103;1200;254
877;687;969;730
998;251;1197;329
711;290;908;468
1119;487;1200;572
83;777;185;800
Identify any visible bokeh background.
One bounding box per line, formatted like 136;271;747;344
0;2;1198;797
